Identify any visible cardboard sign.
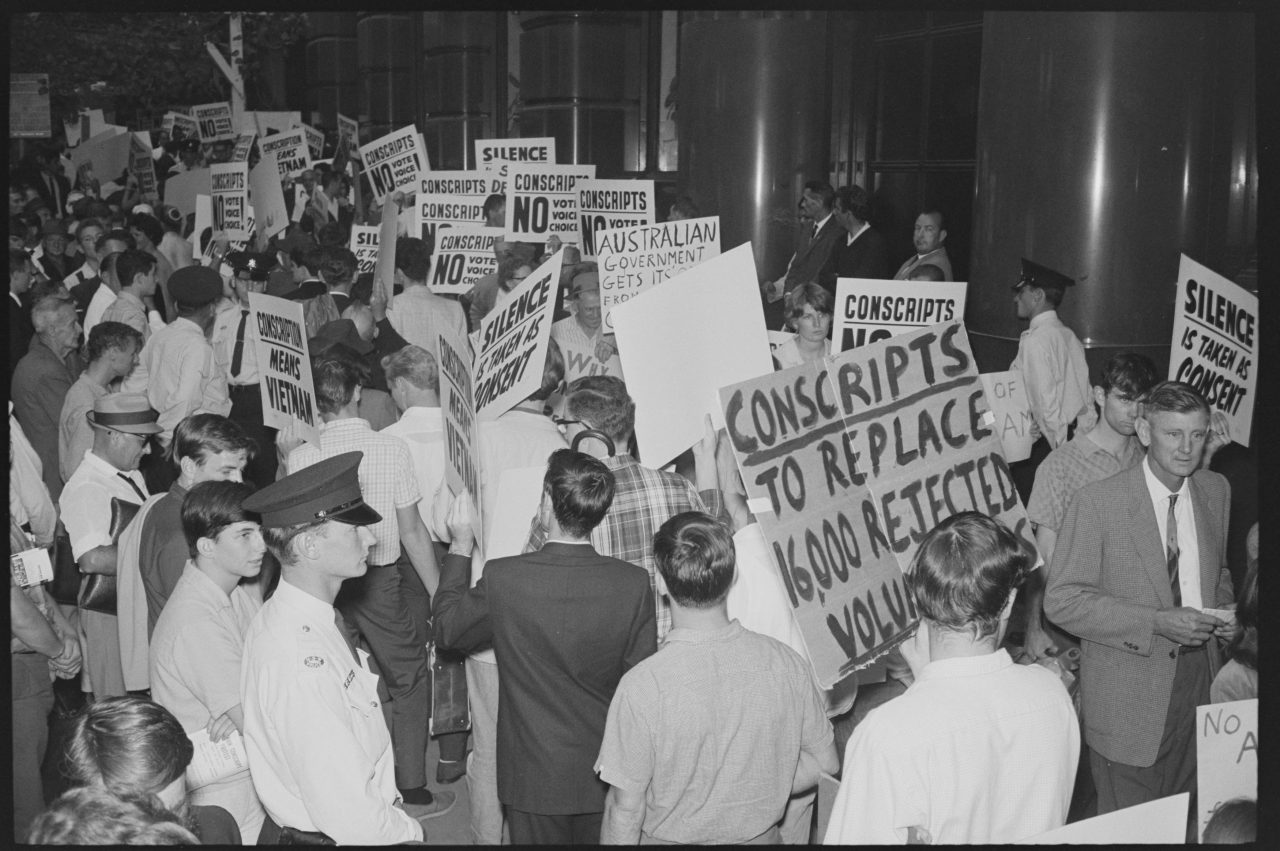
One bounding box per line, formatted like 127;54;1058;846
192;102;235;143
248;293;320;444
348;225;380;276
168;111;199;143
597;216;720;331
1016;793;1189;844
231;132;256;163
474;136;555;179
360;125;429;204
65;108;107;147
1196;698;1257;841
260;128;311;182
337;113;359;155
613;242;773;467
438;324;484;542
768;330;796;356
978;371;1034;463
249;158;288;239
129;132;159;200
246;110;303;139
10;73;51;139
833;278;968;352
418;170;504;245
70;128;132;183
191;195;212;254
719;322;1034;687
484;466;546;561
298;123;325;159
163;168;212;220
210;162;250;241
474;249;564;420
431;226;504;296
1169;254;1256;446
504;163;596;245
577;178;656;259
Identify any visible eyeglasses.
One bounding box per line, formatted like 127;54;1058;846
108;428;149;445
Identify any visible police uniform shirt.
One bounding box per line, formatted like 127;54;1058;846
240;578;423;844
212;298;262;385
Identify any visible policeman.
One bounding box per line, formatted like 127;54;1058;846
213;251;278;486
240;452;455;845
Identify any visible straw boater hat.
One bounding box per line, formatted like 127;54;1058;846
86;394;164;435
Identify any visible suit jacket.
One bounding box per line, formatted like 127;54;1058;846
9;295;35;377
1044;464;1232;767
765;216;844;329
13;165;71;216
892;246;953;281
434;543;657;814
819;226;892;295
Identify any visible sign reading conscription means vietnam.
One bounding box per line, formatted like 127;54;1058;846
417;170;503;245
437;324;484;542
597;216;720;331
833;278;968;352
576;178;655;260
349;225;380;276
248;293;320;445
260;128;311;182
1196;698;1256;841
504;163;596;245
432;227;504;296
192;102;235;143
719;322;1033;687
360;125;429;204
474;136;555;183
1169;254;1256;446
474;249;564;421
210;162;250;242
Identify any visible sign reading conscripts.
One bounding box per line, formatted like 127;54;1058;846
417;170;503;245
361;125;429;204
577;178;655;259
210;162;250;241
504;163;596;245
432;227;504;296
833;278;968;352
192;102;235;143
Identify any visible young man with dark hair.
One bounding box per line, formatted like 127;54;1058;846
596;511;836;844
827;512;1079;844
762;180;842;328
100;248;160;342
435;449;657;845
58;320;144;482
824;184;890;285
383;235;466;364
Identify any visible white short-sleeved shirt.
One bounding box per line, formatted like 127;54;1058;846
59;450;150;560
380;406;448;541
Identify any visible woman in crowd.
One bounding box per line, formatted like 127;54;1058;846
772;282;833;369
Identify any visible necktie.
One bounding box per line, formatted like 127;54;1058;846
230;310;249;378
811;222;819;242
117;473;147;503
1166;494;1181;606
334;610;360;664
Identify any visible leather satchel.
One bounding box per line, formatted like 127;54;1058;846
48;530;82;605
77;497;141;615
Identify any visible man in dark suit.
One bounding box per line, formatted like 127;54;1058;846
762;180;843;329
434;449;658;845
1045;381;1235;838
13;145;71;220
9;248;38;375
821;184;891;293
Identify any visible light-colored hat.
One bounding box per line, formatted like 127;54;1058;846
86;394;163;435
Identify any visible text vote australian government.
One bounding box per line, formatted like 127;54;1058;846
576;178;655;260
360;125;430;204
474;136;556;182
504;163;596;246
1169;254;1256;446
259;127;312;182
597;216;720;331
431;226;505;297
417;170;504;245
833;278;968;352
437;322;485;542
474;248;564;420
719;321;1032;687
248;293;320;445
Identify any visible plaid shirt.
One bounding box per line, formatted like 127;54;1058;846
527;454;727;639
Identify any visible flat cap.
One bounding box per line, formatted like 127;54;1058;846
242;451;381;528
227;251;276;281
168;265;224;307
1014;258;1075;292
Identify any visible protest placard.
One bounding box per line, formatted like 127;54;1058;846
1015;793;1189;844
613;242;773;468
719;322;1033;687
246;110;302;139
191;195;212;254
10;74;51;139
360;125;429;204
417;170;503;244
474;136;555;180
438;324;484;542
431;227;504;296
248;293;320;444
168;111;199;143
210;162;250;242
596;216;720;331
833;278;968;352
1169;254;1256;446
129;132;159;200
163;168;212;219
337;113;359;155
577;178;655;259
474;249;564;420
70;128;131;183
1196;698;1256;841
192;102;235;142
348;225;380;276
978;371;1034;463
249;158;288;239
65;109;107;147
484;467;547;561
231;132;256;163
504;163;595;245
259;128;311;182
299;123;325;159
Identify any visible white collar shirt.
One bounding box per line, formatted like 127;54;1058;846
845;221;871;247
380;406;448;541
1141;456;1202;610
211;299;262;385
58;450;149;560
82;283;118;338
